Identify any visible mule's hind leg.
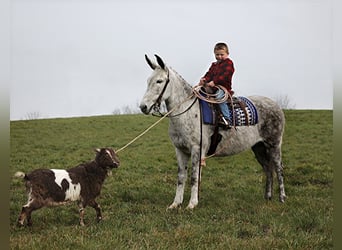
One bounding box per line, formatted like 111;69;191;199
252;142;273;201
252;141;286;203
168;148;190;209
270;146;286;202
277;161;286;202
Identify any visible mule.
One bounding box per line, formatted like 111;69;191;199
140;54;286;209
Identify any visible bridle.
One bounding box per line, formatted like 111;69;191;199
150;69;171;115
149;69;197;118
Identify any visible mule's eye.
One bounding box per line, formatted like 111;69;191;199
156;79;163;84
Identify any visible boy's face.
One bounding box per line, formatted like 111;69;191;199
214;49;228;62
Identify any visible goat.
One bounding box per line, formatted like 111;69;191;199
14;147;120;227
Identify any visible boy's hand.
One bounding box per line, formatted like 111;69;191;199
198;77;206;86
206;81;215;87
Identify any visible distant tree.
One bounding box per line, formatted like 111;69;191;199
24;111;41;120
274;94;296;109
112;108;121;115
122;105;134;114
112;102;145;115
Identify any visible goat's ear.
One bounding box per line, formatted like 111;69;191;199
145;54;157;70
154;54;165;70
94;148;101;153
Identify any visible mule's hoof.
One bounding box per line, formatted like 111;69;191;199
186;203;197;210
200;158;206;167
167;203;181;210
279;195;286;203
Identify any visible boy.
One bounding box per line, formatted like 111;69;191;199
198;42;235;127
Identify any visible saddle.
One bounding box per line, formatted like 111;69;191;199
199;96;259;155
199;96;258;127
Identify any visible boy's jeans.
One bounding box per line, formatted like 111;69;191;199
216;88;231;120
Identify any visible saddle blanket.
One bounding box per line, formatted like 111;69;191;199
199;96;258;126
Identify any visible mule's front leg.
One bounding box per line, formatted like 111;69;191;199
168;148;189;209
187;147;201;210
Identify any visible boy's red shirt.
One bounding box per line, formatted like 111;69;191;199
203;57;235;95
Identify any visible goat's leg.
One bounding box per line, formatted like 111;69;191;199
168;148;189;210
18;198;42;227
78;202;86;226
89;200;102;222
17;206;28;226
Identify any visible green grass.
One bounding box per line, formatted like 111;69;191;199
10;110;333;249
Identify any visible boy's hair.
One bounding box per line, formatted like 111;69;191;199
214;42;229;53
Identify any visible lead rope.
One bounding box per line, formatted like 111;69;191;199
116;94;194;154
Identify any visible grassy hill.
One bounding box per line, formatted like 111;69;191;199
10;110;333;249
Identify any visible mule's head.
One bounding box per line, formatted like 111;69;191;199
140;54;170;114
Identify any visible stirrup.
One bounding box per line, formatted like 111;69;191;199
221;117;229;126
218;117;232;129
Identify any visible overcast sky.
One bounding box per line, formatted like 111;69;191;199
10;0;333;120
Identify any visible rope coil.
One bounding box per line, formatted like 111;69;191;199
192;85;230;104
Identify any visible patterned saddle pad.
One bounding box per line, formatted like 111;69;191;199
199;96;258;126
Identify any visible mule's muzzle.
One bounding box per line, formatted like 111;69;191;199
140;104;149;114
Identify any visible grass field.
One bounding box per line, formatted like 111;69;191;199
10;110;333;249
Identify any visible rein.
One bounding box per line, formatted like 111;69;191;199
152;97;197;118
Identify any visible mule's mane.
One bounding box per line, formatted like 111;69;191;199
168;66;193;95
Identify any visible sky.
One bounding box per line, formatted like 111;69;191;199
10;0;333;120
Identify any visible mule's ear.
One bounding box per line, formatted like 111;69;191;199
154;54;165;70
145;54;157;70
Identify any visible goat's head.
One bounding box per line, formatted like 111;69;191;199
95;148;120;171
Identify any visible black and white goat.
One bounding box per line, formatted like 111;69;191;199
14;147;120;226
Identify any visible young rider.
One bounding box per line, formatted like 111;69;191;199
198;42;235;127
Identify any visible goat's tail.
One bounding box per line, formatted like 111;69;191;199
14;171;26;179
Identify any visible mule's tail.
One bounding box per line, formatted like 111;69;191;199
14;171;26;179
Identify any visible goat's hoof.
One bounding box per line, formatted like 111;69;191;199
17;222;25;227
96;217;102;223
